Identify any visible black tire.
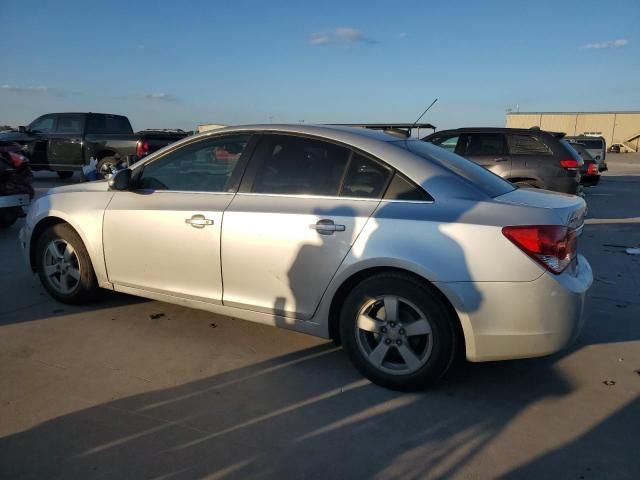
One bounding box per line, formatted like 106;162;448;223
56;171;74;179
36;223;100;304
340;272;458;391
96;156;119;178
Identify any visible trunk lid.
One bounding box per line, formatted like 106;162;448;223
495;187;586;231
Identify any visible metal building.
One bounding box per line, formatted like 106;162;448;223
506;111;640;152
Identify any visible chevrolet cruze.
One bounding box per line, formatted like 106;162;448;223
20;125;593;390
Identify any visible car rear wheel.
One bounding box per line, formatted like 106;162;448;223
36;223;99;304
56;171;74;179
340;272;457;391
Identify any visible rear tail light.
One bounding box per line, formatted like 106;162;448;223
502;225;577;274
136;140;150;158
560;159;579;170
587;163;598;175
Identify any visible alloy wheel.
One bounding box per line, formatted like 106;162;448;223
42;239;81;295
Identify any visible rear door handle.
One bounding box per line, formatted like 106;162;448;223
185;214;214;228
310;219;346;235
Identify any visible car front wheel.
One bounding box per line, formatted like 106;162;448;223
36;223;99;304
340;272;458;391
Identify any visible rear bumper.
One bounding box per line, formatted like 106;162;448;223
443;254;592;362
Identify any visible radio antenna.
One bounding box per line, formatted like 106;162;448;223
411;98;438;130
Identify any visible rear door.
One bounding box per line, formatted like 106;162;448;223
48;113;85;168
221;134;392;320
103;134;254;303
506;133;556;184
459;132;511;177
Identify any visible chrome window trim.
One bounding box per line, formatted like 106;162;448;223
235;192;434;204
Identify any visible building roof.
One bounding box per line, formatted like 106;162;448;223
507;111;640;115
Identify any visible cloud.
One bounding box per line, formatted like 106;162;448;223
1;84;50;93
310;27;377;45
582;39;628;49
142;92;178;102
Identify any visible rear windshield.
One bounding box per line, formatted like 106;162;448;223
573;139;604;150
569;143;593;160
86;114;134;134
395;140;516;197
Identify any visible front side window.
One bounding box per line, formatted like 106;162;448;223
55;114;84;134
251;135;350;196
138;135;250;192
507;134;552;156
29;115;55;133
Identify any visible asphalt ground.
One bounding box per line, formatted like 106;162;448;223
0;154;638;479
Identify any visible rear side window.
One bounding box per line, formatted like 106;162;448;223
398;140;515;197
86;114;134;134
340;154;392;199
462;133;506;156
383;173;433;201
427;135;460;153
55;114;84;134
251;135;350;196
507;134;553;155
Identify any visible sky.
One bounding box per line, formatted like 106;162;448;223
1;0;639;131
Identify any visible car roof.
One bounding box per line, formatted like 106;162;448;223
425;127;563;136
137;123;493;201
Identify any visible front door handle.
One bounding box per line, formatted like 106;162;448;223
185;214;214;228
310;219;346;235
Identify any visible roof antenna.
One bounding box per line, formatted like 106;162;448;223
411;98;438;132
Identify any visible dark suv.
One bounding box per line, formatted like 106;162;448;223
423;128;584;194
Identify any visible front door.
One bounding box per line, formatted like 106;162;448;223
221;134;392;319
460;132;511;177
103;134;253;302
48;113;85;169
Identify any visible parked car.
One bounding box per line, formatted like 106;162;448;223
566;136;607;171
20;125;592;390
568;141;600;186
423;128;584;194
0;113;188;179
0;142;33;228
609;143;633;154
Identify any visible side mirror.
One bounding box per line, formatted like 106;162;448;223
18;126;26;133
108;168;132;191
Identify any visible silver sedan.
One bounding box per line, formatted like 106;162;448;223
20;125;593;390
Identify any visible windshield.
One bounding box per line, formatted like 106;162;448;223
394;139;516;197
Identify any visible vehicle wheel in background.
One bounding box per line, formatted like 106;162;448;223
515;181;538;189
96;156;119;179
36;223;99;304
56;171;74;179
339;272;458;391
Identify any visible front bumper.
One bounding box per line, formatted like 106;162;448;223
444;254;593;362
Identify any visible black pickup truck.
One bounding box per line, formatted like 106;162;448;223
0;112;188;178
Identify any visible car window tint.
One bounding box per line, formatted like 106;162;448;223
55;114;84;134
29;116;54;133
138;135;250;192
340;154;391;199
383;173;433;201
86;115;133;134
251;135;350;196
429;135;460;153
464;133;506;156
507;134;553;155
576;139;604;150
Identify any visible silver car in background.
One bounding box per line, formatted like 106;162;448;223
20;125;593;390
